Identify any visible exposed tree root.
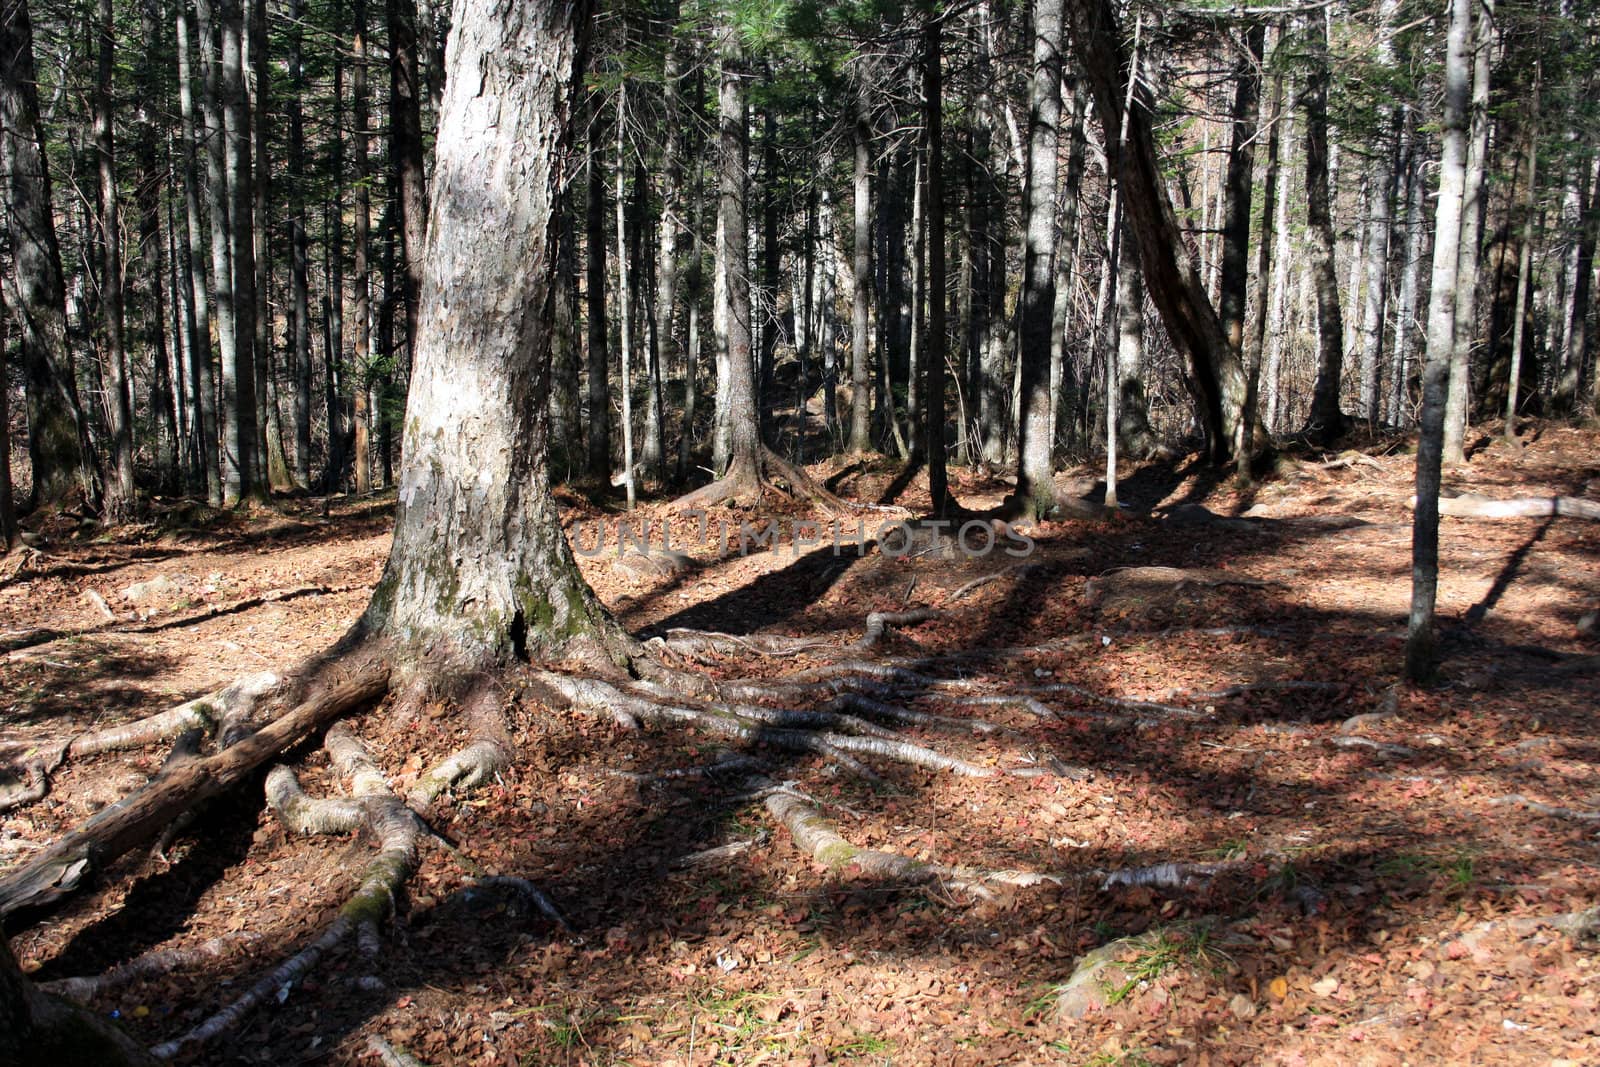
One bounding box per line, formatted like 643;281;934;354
765;789;1058;899
0;760;48;814
39;932;264;1003
60;671;281;764
1426;493;1600;520
406;684;514;810
653;628;832;661
1489;795;1600;822
854;608;939;650
671;447;845;511
534;670;1005;779
368;1034;429;1067
1099;861;1239;890
0;658;388;919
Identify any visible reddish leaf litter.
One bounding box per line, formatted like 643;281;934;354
3;424;1598;1066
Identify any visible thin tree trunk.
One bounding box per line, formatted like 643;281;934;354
1264;99;1296;432
616;90;636;508
287;0;311;489
584;99;610;481
849;91;872;454
1217;23;1263;365
95;0;137;518
653;19;685;481
1390;109;1424;426
387;0;427;378
136;0;179;493
1406;0;1473;682
222;0;258;499
350;0;371;494
1013;0;1064;519
1443;0;1493;464
1504;72;1538;438
176;0;219;502
1554;153;1598;414
1303;11;1346;443
1358;105;1399;424
923;10;949;516
0;287;15;550
1238;25;1284;480
1050;79;1088;453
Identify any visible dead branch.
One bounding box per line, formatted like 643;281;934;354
0;659;389;921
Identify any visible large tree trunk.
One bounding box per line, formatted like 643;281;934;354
653;19;686;482
2;936;156;1066
1063;0;1253;463
1302;12;1346;444
364;0;615;666
1013;0;1065;519
0;0;100;510
1406;0;1472;682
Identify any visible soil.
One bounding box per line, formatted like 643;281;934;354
3;423;1599;1066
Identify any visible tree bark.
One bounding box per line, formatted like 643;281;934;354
1217;23;1263;367
1238;27;1284;481
1013;0;1065;519
0;0;100;510
2;936;157;1066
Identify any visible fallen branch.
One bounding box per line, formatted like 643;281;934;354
61;672;280;764
1419;493;1600;520
0;659;389;920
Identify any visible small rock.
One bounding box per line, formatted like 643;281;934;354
121;574;181;604
1228;993;1257;1020
1579;609;1598;638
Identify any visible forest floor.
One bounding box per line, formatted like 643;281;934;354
3;422;1599;1066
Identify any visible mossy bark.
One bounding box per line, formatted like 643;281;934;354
360;0;623;671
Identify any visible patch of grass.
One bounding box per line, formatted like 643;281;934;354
831;1031;893;1057
1205;836;1251;861
1085;1046;1154;1067
1104;923;1228;1005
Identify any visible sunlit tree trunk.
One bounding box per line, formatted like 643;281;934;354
95;0;137;518
1406;0;1472;683
849;91;872;454
922;8;950;516
176;0;220;502
1442;0;1493;464
585;98;611;481
1303;11;1346;443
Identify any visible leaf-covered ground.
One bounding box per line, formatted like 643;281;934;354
2;424;1598;1066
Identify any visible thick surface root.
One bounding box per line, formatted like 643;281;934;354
40;933;264;1003
63;672;281;763
765;790;1057;899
